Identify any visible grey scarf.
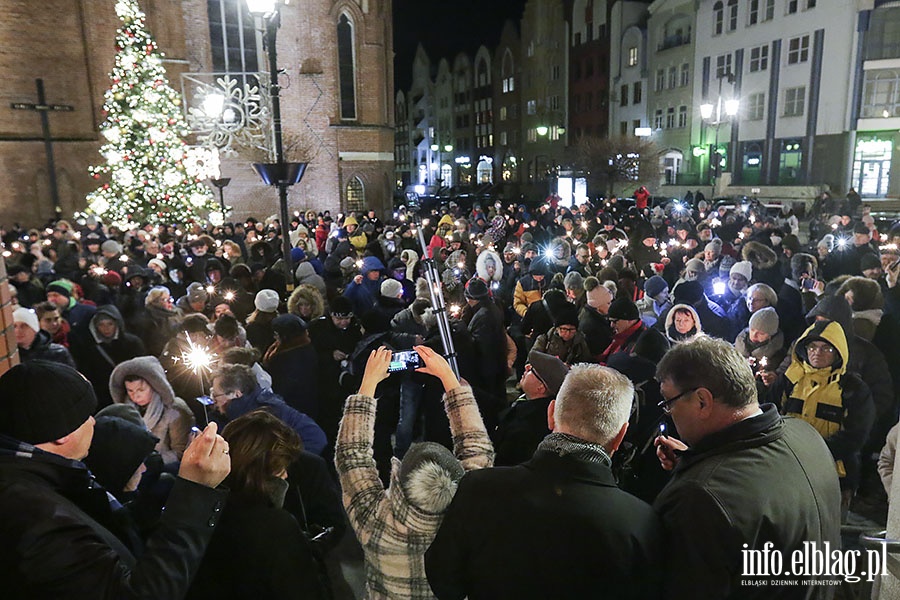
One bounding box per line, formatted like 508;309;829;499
538;432;612;467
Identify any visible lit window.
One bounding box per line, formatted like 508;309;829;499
346;177;365;212
628;46;639;66
208;0;259;80
746;92;765;120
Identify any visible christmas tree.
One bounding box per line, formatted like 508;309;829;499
86;0;217;226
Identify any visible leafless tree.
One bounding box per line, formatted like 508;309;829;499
572;135;663;197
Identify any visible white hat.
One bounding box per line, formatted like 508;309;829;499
381;278;403;298
13;307;39;333
729;260;753;281
254;289;280;313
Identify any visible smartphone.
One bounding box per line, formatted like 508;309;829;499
388;350;422;373
802;277;817;290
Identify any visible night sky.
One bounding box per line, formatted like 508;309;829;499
393;0;528;91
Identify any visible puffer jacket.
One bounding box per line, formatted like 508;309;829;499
18;329;75;368
110;356;195;463
531;328;591;365
513;274;548;317
768;320;875;489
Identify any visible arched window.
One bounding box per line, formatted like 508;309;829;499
337;14;356;120
727;0;739;31
713;1;724;35
346;177;365;212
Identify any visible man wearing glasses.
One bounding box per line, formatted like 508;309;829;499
653;336;841;598
767;320;874;519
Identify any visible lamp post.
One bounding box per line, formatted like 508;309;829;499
246;0;305;293
700;71;738;197
209;177;231;215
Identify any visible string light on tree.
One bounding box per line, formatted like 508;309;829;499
86;0;216;226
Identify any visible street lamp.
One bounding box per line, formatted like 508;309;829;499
699;71;738;195
209;177;231;215
246;0;307;293
430;139;454;188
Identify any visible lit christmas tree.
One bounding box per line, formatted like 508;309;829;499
86;0;218;226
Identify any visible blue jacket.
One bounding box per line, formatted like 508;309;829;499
343;256;386;316
224;386;327;456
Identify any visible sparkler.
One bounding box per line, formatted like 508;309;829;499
206;285;216;295
223;291;236;302
449;304;461;316
179;333;218;400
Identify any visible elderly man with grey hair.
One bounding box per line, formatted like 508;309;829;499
653;336;841;599
426;363;663;600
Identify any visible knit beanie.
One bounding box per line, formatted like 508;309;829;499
381;278;403;298
83;415;158;496
685;258;705;274
187;282;208;304
13;307;40;333
46;280;73;298
101;271;123;289
329;296;354;317
607;297;639;321
749;307;779;337
464;277;489;301
729;260;753;281
0;361;97;444
564;271;584;291
643;275;667;299
552;303;580;328
399;442;465;514
718;255;736;278
101;239;122;255
705;238;723;256
254;289;280;313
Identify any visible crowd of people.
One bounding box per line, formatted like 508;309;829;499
1;188;899;598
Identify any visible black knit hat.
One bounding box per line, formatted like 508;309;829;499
83;415;158;496
464;277;490;301
0;361;97;444
552;303;580;328
607;297;639;321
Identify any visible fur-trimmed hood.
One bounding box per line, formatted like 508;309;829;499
110;355;177;407
742;241;778;270
664;303;703;342
546;236;572;269
400;249;419;281
288;283;325;320
476;249;503;282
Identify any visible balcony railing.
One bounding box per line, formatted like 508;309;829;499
658;32;691;52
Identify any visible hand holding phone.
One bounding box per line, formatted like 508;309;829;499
388;350;422;372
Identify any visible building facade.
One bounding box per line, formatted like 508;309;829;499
2;0;395;226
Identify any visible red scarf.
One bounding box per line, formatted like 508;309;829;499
598;320;643;364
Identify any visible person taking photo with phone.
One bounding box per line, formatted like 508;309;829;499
335;345;493;599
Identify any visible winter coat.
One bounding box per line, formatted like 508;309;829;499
636;295;671;328
493;396;552;467
0;436;228;599
110;356;195;463
187;489;325;600
512;273;548;317
426;442;663;600
389;306;428;350
361;295;406;335
742;241;783;290
653;405;841;598
335;386;493;600
287;283;325;321
222;386;327;456
133;303;181;357
264;339;320;421
18;329;75;368
769;320;875;490
72;304;148;410
532;328;592;365
343;257;386;316
245;310;277;356
578;305;614;356
467;299;508;396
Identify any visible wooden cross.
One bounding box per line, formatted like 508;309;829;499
11;78;74;217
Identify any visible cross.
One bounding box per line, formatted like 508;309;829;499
11;78;74;217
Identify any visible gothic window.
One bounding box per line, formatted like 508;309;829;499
337;14;357;120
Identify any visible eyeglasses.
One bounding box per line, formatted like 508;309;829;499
658;387;698;414
806;343;835;355
557;326;577;333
